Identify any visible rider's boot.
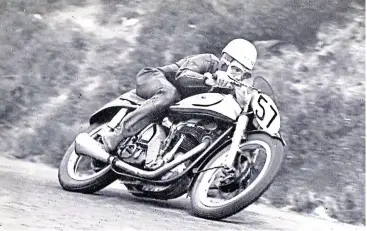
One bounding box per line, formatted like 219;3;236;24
89;125;128;172
100;124;128;153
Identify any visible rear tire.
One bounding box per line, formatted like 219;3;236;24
58;123;118;194
190;133;284;220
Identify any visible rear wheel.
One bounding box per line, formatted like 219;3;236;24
58;123;118;194
190;133;284;220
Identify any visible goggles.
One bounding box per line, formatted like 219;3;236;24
221;55;252;80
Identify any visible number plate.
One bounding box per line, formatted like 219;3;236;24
251;94;280;134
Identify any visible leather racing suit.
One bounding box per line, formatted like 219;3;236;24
120;53;221;138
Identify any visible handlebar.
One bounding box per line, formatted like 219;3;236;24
227;75;258;90
204;72;259;92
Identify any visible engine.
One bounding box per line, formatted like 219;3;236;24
175;124;207;152
162;118;220;157
115;118;221;168
117;118;223;196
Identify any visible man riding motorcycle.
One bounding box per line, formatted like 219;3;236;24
100;39;258;170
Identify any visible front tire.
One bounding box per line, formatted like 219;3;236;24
58;123;118;194
190;133;284;220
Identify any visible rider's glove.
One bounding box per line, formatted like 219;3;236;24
213;71;234;89
204;72;216;86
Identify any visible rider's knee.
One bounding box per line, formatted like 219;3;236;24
158;87;180;105
136;67;157;77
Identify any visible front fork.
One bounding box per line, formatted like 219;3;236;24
223;101;251;167
223;114;249;167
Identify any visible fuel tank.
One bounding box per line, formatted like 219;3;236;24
169;93;242;122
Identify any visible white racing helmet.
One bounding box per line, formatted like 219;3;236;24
222;39;257;70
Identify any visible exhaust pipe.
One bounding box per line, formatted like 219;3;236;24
75;133;112;163
74;133;210;179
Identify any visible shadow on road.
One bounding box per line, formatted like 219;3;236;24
97;188;190;211
95;186;267;227
51;182;270;228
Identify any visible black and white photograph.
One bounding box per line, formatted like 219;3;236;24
0;0;365;230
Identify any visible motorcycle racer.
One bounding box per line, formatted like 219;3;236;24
100;39;258;161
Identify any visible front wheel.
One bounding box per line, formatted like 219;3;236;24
190;133;285;220
58;123;118;194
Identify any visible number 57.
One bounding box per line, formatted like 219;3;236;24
255;95;278;128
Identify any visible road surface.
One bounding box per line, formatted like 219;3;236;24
0;157;364;231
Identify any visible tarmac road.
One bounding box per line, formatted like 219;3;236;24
0;157;364;231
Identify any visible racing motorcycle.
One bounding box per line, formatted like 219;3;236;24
58;75;286;220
